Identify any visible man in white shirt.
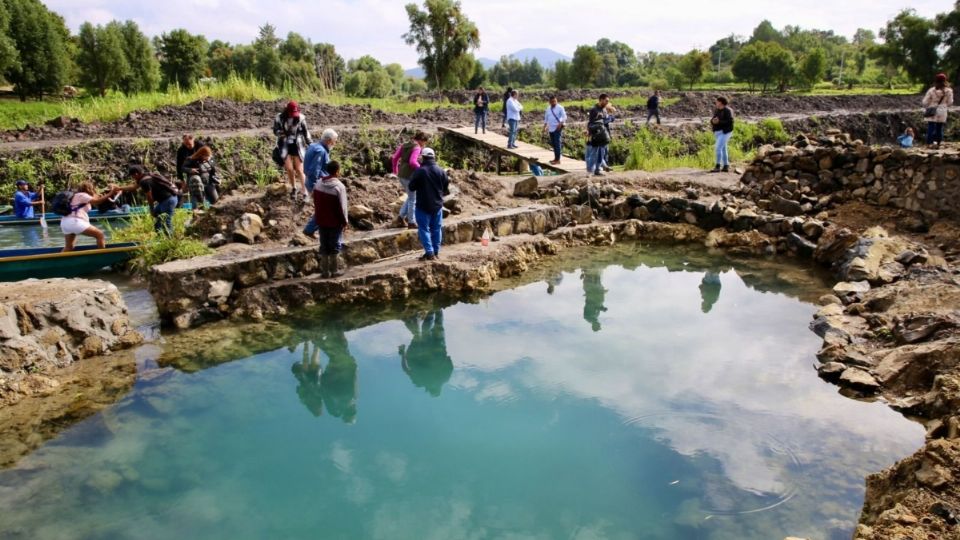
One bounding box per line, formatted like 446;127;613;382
505;90;523;149
542;95;567;164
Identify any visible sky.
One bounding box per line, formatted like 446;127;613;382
44;0;955;69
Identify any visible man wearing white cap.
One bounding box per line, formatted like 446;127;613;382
407;147;449;261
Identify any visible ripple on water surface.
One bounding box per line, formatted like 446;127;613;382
0;243;924;540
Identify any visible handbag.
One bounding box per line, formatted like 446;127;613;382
550;107;564;132
924;93;945;118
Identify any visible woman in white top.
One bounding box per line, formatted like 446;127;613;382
60;181;121;252
922;72;954;146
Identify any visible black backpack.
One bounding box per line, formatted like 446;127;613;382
51;190;76;216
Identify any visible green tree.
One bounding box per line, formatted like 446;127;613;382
208;41;235;80
553;59;572;90
677;49;710;89
797;47;827;88
403;0;480;89
489;55;522;85
76;22;129;97
937;1;960;87
733;41;795;91
116;21;160;93
873;9;941;84
750;20;782;43
466;57;485;88
595;38;637;70
157;28;207;88
3;0;71;99
709;34;744;67
313;43;345;90
253;23;283;88
571;45;601;87
0;1;18;77
280;32;312;62
595;53;619;87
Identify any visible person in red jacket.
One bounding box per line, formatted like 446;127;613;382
312;161;348;277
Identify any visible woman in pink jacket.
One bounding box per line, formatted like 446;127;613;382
390;131;429;229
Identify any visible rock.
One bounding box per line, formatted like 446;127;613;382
348;204;374;221
839;368;880;392
770;194;804;216
893;314;959;344
801;219;824;240
207;280;234;305
513;176;539;197
833;280;871;296
570;205;593;225
207;233;228;248
45;115;72;128
683;187;700;200
817;362;847;379
894;250;925;267
232;213;263;244
818;294;842;306
786;233;816;258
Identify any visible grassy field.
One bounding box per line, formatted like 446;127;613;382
0;77;922;132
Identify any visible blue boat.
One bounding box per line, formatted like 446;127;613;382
0;242;139;282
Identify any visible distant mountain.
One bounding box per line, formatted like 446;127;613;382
405;48;571;79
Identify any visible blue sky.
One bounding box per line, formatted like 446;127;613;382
44;0;955;68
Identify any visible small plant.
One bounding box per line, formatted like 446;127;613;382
109;210;212;275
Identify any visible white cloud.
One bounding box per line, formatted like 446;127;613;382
42;0;955;68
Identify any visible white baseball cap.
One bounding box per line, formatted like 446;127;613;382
421;147;436;159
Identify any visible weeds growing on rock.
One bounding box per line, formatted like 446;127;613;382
109;210;212;275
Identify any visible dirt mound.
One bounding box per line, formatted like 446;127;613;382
664;92;922;119
189;170;516;242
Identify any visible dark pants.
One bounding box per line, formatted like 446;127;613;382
926;122;945;145
646;108;660;125
549;130;563;161
474;110;487;133
318;226;344;255
152;195;178;234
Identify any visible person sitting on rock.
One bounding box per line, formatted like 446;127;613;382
181;145;220;215
897;127;915;149
312;160;348;278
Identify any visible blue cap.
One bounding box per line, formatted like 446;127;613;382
15;179;28;186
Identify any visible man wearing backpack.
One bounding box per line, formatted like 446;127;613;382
586;94;611;176
117;165;180;233
302;129;339;237
646;90;661;125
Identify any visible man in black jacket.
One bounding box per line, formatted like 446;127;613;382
407;147;449;261
646;90;661;125
175;134;200;182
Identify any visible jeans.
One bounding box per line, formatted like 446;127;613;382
318;226;343;255
926;122;945;145
549;130;563;161
474;110;487;133
507;119;519;148
152;196;177;234
398;178;417;224
585;144;606;173
585;144;597;172
303;215;319;236
714;130;732;167
415;207;443;256
646;108;660;125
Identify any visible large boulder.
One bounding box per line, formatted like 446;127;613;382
232;213;263;244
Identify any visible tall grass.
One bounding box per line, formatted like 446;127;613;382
624;118;788;171
108;209;211;274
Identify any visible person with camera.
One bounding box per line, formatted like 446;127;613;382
542;96;567;165
710;96;734;173
586;94;612;176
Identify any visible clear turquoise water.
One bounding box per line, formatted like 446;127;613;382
0;222;118;249
0;245;923;540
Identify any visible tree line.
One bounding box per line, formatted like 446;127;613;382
0;0;958;101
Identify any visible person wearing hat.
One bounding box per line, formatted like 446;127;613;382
407;147;449;261
13;180;43;219
273;100;313;199
922;73;954;147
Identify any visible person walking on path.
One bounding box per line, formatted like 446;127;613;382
273;101;312;200
501;87;513;128
542;96;567;165
710;96;734;173
391;131;429;229
119;165;180;233
60;181;121;252
505;90;523;149
922;73;954;147
302;129;339;237
473;88;490;134
646;90;662;125
13;180;42;219
312;161;348;278
586;94;611;175
407;147;449;261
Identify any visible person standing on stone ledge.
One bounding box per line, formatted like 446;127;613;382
312;160;348;278
710;96;735;173
407;147;449;262
922;73;953;147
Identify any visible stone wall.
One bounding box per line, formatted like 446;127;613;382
741;132;960;221
0;278;143;406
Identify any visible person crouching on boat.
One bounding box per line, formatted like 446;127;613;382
13;179;43;219
61;181;121;252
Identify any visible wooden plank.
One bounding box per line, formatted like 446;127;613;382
439;126;585;174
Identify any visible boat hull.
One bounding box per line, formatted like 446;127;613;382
0;243;139;281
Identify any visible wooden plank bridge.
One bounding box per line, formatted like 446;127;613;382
438;126;587;174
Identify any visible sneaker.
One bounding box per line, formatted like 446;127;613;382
721;166;730;173
418;253;436;261
549;160;560;165
593;171;606;176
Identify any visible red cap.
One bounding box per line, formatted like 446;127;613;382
935;72;947;82
286;100;300;117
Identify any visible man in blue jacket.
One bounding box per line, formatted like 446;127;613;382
407;148;449;261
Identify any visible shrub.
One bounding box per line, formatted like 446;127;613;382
109;209;211;274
